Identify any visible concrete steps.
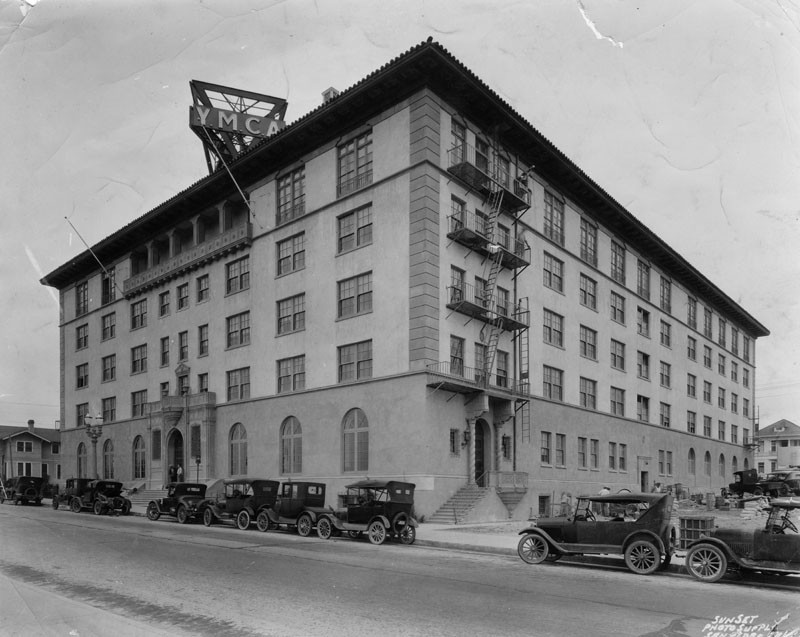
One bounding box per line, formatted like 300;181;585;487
427;484;491;524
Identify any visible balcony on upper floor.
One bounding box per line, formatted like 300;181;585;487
447;144;531;215
446;283;529;332
123;222;252;297
426;361;530;398
447;209;530;270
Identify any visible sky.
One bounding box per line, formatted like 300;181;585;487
1;0;798;431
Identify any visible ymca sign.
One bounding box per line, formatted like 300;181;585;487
189;105;285;138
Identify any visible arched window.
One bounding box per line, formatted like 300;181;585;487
732;456;738;473
281;416;302;474
133;436;146;479
688;448;696;475
718;453;725;477
342;408;368;472
704;451;712;476
230;423;247;476
77;442;87;478
103;439;114;479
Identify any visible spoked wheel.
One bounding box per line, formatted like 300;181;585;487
367;520;387;545
347;531;362;539
624;540;660;575
93;500;104;515
296;513;313;537
121;500;131;516
146;502;161;521
685;543;727;583
517;534;549;564
51;498;60;510
176;505;188;524
316;516;333;539
203;507;214;527
70;498;82;513
398;524;416;545
256;511;270;532
236;510;251;530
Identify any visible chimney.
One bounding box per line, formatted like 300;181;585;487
27;419;35;433
322;87;340;104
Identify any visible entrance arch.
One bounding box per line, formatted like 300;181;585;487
167;428;184;474
474;418;491;486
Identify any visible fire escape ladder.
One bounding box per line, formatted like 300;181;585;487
480;186;505;386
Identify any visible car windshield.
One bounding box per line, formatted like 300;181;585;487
574;497;651;521
766;507;799;533
225;483;252;498
765;473;788;481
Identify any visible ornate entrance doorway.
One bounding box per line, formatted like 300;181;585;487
168;429;184;475
475;419;488;486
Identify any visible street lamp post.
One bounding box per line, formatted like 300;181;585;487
84;416;103;479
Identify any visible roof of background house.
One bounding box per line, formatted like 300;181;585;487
0;425;61;443
757;419;800;437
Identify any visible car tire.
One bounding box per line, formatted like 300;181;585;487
256;511;270;532
367;520;387;545
347;531;362;539
779;484;791;497
517;534;549;564
146;502;161;521
70;498;82;513
203;507;214;527
624;540;660;575
176;505;188;524
296;513;313;537
316;516;333;539
236;509;251;530
398;524;416;545
753;487;764;496
93;500;104;515
51;498;59;510
686;543;727;583
121;500;131;516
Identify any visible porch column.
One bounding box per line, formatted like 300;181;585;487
466;418;476;485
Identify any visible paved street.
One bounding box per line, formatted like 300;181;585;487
1;503;799;637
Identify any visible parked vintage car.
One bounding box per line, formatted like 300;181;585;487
685;498;800;582
255;481;328;536
147;482;207;524
721;468;762;498
54;479;132;515
757;471;800;498
517;493;676;575
200;478;279;529
316;480;418;545
1;476;44;505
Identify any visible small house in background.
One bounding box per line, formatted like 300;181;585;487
0;420;62;493
755;419;800;473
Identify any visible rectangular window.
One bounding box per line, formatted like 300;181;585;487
687;297;697;329
718;354;726;376
579;274;597;310
277;356;305;393
102;354;116;382
338;340;373;382
610;291;625;324
277;294;306;335
660;361;671;388
76;324;88;350
198;324;209;357
731;327;739;356
687;411;697;434
718;387;726;409
579;377;597;409
703;345;712;368
76;281;89;317
277;166;306;224
718;420;726;441
160;336;170;367
743;368;750;388
101;312;116;341
75;363;88;389
743;398;750;417
450;266;465;302
474;343;487;384
687;336;697;361
543;253;564;292
704;307;713;339
731;425;738;444
159;291;170;317
198;373;208;393
179;331;188;361
578;437;587;468
131;390;147;418
704;416;712;437
579;325;597;360
196;275;209;303
610;339;625;371
590;439;599;469
637;307;650;337
660;320;672;347
277;234;306;277
226;255;250;293
226;312;251;348
337;204;373;253
450;335;465;376
152;429;162;461
619;444;627;472
226;367;251;401
637;395;650;422
637;351;650;380
496;350;508;387
731;393;738;414
611;241;626;284
579;219;597;266
337;272;372;318
658;450;664;475
543;192;565;245
540;431;551;464
337;130;373;197
131;344;147;374
660;402;671;427
102;397;116;423
731;361;738;382
543;309;564;347
177;283;189;310
743;336;751;362
718;318;727;348
703;381;712;404
101;267;116;306
659;277;671;313
610;387;625;416
555;434;566;467
609;442;617;470
543;366;564;401
687;373;696;398
76;403;88;428
160;382;169;397
496;287;510;317
637;260;650;299
450;429;461;456
130;299;147;330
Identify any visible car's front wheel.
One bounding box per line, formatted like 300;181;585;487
624;540;660;575
146;502;161;521
256;511;270;532
398;524;416;545
296;513;313;537
203;507;214;527
367;520;387;545
686;543;728;583
176;505;188;524
316;516;333;539
517;534;549;564
70;498;82;513
93;500;104;515
236;509;251;530
121;500;131;516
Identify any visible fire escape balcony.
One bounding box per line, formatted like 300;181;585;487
447;210;530;269
426;361;530;397
447;144;531;215
123;222;252;297
446;284;530;331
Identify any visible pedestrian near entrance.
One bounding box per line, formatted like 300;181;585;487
169;465;177;484
176;464;183;483
598;485;610;516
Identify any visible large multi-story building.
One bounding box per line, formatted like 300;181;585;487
755;419;800;474
41;40;768;520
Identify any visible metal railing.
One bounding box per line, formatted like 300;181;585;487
426;361;530;396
